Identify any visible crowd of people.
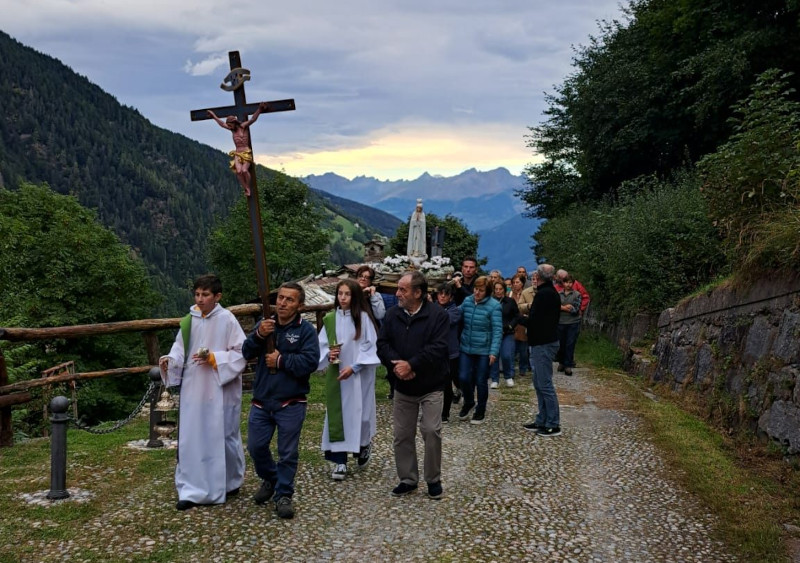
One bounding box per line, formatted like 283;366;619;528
157;260;590;518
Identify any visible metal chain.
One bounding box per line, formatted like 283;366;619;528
69;382;156;434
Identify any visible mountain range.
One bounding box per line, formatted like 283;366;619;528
303;169;541;275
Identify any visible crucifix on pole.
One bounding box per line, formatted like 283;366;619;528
190;51;295;330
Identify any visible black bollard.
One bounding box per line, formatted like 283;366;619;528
47;396;70;500
147;367;164;448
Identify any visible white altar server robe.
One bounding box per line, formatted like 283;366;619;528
160;304;246;504
318;309;381;453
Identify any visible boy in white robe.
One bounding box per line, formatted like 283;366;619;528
158;274;247;511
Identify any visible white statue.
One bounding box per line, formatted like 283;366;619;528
407;198;427;259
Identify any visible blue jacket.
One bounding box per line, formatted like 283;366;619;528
459;294;502;356
243;314;320;411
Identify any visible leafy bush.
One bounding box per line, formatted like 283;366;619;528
698;69;800;274
534;170;726;321
0;182;161;433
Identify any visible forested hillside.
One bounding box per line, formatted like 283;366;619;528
0;32;395;315
519;0;800;321
0;32;247;313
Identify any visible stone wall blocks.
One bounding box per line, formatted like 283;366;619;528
766;367;797;403
668;346;691;384
694;344;714;386
772;310;800;363
729;370;749;397
622;276;800;453
758;400;800;455
657;308;674;329
743;316;777;364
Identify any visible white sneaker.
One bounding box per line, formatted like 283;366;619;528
332;463;347;481
490;381;499;389
506;378;515;387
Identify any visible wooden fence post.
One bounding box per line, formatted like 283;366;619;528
0;348;12;447
142;332;161;366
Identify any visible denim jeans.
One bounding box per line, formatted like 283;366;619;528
557;323;581;368
247;402;307;499
530;341;560;428
514;339;529;376
459;353;489;415
490;334;516;382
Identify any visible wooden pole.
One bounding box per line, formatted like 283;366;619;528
0;348;12;446
142;332;161;365
0;366;153;395
0;303;332;343
0;304;263;342
0;392;32;409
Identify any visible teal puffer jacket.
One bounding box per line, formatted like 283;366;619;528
459;294;502;356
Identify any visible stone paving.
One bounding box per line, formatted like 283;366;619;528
18;366;737;562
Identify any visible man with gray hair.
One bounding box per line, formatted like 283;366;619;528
488;269;503;287
378;271;450;499
523;264;562;437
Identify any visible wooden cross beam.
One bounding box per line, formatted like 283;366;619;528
190;51;295;327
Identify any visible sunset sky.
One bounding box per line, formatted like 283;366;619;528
2;0;626;180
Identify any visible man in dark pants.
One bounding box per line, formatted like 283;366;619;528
523;264;563;437
378;271;450;499
242;282;319;519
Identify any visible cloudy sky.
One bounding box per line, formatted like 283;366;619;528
2;0;625;181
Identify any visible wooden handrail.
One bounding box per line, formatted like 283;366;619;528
0;302;333;342
0;300;337;445
0;366;154;395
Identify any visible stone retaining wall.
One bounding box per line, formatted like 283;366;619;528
649;275;800;453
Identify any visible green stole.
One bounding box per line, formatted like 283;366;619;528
180;314;192;367
323;311;345;442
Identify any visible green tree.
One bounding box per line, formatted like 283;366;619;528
518;0;800;219
698;69;800;273
387;213;486;271
0;183;159;328
533;171;726;321
207;173;330;305
0;182;161;430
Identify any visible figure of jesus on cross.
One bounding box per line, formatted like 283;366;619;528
207;103;268;196
190;51;296;334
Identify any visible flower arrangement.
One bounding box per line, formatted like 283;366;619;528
377;254;454;280
378;255;413;274
418;256;454;278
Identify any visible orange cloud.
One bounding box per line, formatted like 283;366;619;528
256;123;533;181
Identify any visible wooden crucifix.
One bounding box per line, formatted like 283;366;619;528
190;51;295;326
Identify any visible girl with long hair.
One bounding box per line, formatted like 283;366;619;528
318;279;381;480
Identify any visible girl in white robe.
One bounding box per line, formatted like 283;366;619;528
159;287;247;509
318;279;381;480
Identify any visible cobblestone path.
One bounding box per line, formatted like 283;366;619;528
23;366;737;562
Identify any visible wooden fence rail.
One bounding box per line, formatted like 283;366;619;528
0;302;333;447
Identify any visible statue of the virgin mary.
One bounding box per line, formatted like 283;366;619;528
407;198;427;259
